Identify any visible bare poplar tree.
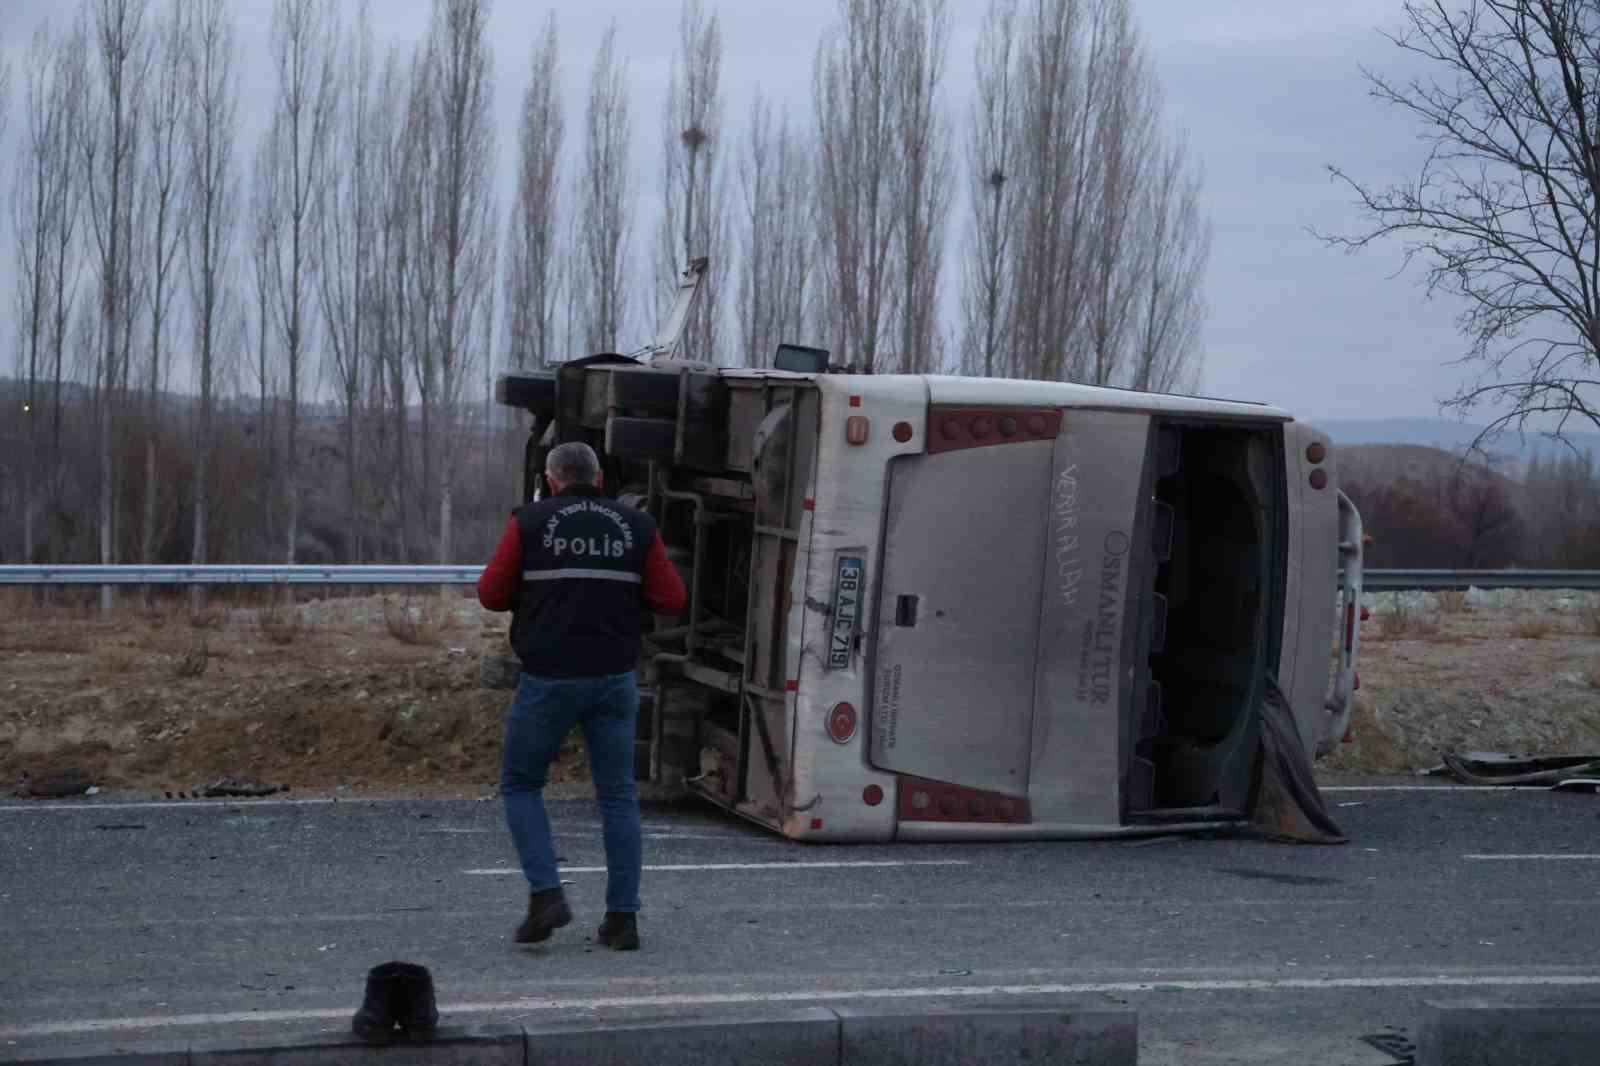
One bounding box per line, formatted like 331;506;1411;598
960;0;1019;377
656;0;723;363
405;48;439;554
139;0;190;580
422;0;496;567
317;0;375;561
12;24;80;564
1130;130;1208;393
737;93;814;366
505;13;563;370
813;0;905;373
579;22;632;352
892;0;951;373
81;0;151;611
996;0;1205;390
1010;0;1096;383
184;0;239;603
1085;0;1159;386
372;45;413;559
47;26;88;538
265;0;338;566
248;129;280;556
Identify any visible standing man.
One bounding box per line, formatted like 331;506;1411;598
477;441;686;951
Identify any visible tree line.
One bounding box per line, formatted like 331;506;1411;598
1344;450;1600;570
2;0;1208;583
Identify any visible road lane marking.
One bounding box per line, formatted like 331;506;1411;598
13;897;1600;932
7;973;1600;1040
0;798;375;813
463;860;971;875
1464;853;1600;861
0;803;765;839
1320;785;1553;792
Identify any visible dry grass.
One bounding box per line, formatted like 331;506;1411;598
174;636;209;678
1373;595;1444;641
94;645;138;674
381;596;449;646
255;600;303;646
1436;589;1470;615
1511;615;1555;640
187;606;228;630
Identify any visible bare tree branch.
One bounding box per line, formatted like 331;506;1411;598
1318;0;1600;446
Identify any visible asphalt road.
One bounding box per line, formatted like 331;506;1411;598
2;782;1598;1065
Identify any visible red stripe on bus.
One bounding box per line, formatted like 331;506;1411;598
896;774;1032;824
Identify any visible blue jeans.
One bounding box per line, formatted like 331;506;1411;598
499;671;642;914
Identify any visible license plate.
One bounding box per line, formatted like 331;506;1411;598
829;555;864;670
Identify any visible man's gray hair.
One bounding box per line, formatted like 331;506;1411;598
545;441;602;486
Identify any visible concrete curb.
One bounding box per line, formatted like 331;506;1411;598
1415;999;1600;1066
0;1003;1136;1066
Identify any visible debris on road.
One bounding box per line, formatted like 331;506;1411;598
12;768;95;798
1431;750;1600;786
197;775;287;798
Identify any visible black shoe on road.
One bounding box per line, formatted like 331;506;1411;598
596;911;640;951
515;887;573;944
351;961;438;1041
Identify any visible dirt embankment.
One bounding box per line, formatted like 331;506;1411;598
2;589;1597;796
1321;588;1600;775
0;592;584;796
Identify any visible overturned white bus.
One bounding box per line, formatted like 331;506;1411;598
490;344;1364;844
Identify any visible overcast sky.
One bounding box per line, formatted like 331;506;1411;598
0;0;1479;425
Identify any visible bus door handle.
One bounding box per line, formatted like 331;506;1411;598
895;595;919;627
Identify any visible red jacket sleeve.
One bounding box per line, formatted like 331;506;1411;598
477;515;523;611
640;531;687;616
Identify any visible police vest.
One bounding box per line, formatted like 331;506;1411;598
509;485;659;678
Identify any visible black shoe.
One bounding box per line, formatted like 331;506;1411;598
596;911;640;951
514;887;573;944
352;961;436;1041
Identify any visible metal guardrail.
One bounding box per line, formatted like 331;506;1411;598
0;565;482;586
1;565;1597;591
1358;570;1600;591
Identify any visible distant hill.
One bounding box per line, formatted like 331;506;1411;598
1315;417;1600;479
